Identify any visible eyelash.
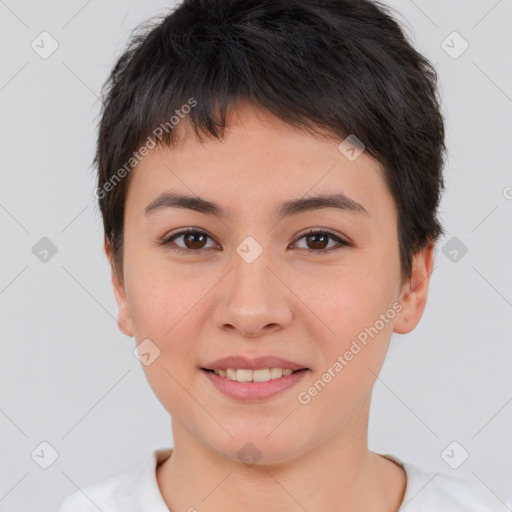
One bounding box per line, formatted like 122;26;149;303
160;228;351;255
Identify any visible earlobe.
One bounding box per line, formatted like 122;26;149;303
104;239;135;338
110;272;135;337
393;241;435;335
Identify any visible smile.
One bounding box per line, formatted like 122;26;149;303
207;367;299;382
201;368;309;401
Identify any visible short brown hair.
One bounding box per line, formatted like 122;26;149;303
94;0;446;285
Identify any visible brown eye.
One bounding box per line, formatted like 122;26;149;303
305;232;330;250
162;229;217;253
182;232;208;249
162;228;349;255
294;230;349;253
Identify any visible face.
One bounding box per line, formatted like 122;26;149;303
107;102;433;463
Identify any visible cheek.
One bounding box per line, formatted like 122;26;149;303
129;280;203;416
300;264;396;334
139;357;196;420
124;245;199;340
298;268;397;392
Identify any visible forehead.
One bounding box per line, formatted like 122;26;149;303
126;103;394;223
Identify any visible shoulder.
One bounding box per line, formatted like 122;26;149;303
424;471;512;510
58;449;168;512
395;456;512;511
58;466;139;512
380;453;512;511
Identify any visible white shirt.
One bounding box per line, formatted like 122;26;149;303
58;448;512;511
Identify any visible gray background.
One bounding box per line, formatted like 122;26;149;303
1;0;511;510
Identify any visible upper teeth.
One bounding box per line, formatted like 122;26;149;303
213;368;296;382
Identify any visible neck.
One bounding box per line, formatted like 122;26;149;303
156;401;406;511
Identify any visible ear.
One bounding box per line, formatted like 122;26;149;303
104;239;134;337
393;240;435;334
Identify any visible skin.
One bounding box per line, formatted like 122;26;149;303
105;102;434;512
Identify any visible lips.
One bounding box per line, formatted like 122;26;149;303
201;358;310;401
201;355;308;372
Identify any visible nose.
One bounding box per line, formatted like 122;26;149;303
212;246;294;338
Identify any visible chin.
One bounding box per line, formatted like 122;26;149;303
207;433;310;467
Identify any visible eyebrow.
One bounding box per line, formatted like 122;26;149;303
144;191;368;219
